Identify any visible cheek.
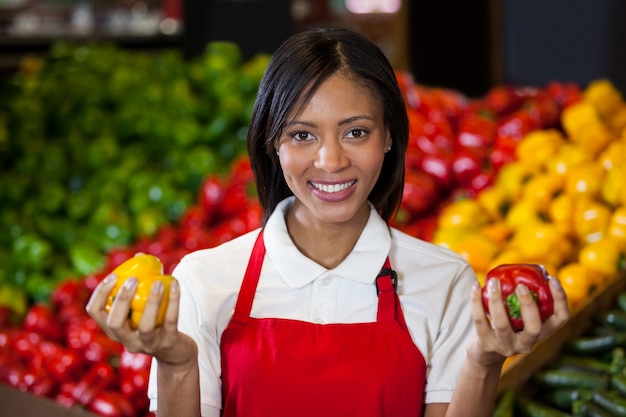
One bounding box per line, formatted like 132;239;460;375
278;152;305;181
362;153;386;177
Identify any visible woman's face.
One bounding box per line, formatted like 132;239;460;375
276;73;391;228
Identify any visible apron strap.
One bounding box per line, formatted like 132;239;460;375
232;230;266;319
376;259;410;332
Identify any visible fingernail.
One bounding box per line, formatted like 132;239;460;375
103;274;116;285
170;279;179;293
152;280;164;295
124;277;137;291
488;278;500;294
549;277;562;288
516;284;529;296
472;281;481;293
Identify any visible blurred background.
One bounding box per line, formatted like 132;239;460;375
2;0;625;96
2;3;626;415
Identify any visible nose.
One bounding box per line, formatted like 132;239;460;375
314;139;349;172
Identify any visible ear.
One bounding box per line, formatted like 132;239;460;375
384;135;392;152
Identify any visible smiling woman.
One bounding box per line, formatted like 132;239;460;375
86;27;570;417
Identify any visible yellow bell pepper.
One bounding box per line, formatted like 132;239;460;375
494;162;535;201
598;138;626;171
561;101;602;137
487;247;526;272
432;228;467;251
573;198;612;244
564;161;605;200
437;199;489;230
608;105;626;134
608;207;626;250
479;220;513;247
571;122;615;157
476;187;510;221
510;219;573;267
578;237;626;282
505;198;546;230
447;232;500;276
105;254;174;330
516;129;565;172
544;143;591;177
548;193;577;238
601;163;626;208
557;262;605;311
584;79;623;118
521;172;564;212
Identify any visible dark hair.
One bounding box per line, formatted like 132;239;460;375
247;27;408;224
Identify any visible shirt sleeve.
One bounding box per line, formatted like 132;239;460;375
147;258;224;415
423;265;478;404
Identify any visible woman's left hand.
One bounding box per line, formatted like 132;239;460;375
468;276;570;367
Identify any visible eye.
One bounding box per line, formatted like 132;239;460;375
292;131;314;141
346;128;367;139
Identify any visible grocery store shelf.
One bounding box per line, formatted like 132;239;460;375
0;383;98;417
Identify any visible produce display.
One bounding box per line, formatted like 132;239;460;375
494;290;626;416
0;40;625;417
0;42;270;311
429;79;626;310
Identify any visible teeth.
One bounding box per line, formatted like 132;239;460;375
312;181;355;193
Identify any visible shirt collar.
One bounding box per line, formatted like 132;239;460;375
263;197;392;288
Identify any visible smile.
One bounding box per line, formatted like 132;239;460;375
310;180;357;193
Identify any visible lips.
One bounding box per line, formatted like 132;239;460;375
310;180;357;194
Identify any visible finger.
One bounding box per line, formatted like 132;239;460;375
471;281;493;336
85;273;117;323
486;278;513;333
549;277;570;322
107;277;137;332
137;280;164;335
515;284;542;346
162;279;181;335
538;278;571;339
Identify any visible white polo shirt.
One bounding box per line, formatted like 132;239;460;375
149;197;478;417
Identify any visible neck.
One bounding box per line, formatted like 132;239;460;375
285;205;370;269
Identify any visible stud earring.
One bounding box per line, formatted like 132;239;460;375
387;145;392;152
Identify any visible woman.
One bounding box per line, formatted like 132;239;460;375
87;28;569;417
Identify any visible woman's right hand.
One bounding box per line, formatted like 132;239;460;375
86;273;197;367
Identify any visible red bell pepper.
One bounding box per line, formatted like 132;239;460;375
451;148;484;188
72;361;116;405
87;390;136;417
482;263;554;332
51;279;91;311
399;170;440;219
23;304;64;343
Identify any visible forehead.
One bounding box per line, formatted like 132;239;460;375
290;72;383;120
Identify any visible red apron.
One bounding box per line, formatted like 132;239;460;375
220;230;427;417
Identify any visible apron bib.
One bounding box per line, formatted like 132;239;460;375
220;230;427;417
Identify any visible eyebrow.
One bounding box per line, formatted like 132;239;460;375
288;115;375;128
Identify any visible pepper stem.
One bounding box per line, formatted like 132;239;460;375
505;290;538;318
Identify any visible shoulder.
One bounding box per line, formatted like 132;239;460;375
390;227;469;266
389;227;476;291
173;229;261;291
180;228;261;265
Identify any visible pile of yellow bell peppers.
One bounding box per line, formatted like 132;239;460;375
434;80;626;311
